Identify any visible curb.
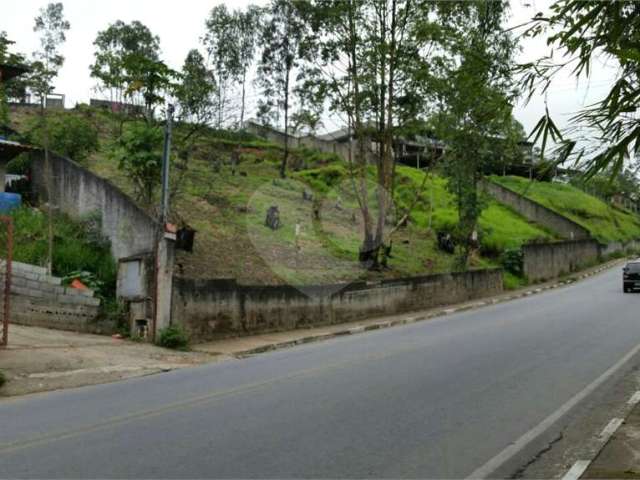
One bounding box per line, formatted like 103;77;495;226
233;259;623;358
561;390;640;480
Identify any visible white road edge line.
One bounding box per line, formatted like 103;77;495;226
628;391;640;406
561;460;591;480
466;340;640;479
598;418;624;442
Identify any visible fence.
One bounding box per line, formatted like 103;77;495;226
0;216;13;347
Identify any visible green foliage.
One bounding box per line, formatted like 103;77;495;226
503;271;527;290
174;49;215;125
295;164;346;193
6;153;31;175
109;122;163;204
30;3;70;103
157;325;189;350
25;113;98;163
521;1;640;177
492;175;640;243
500;248;524;276
10;207;117;299
61;270;104;293
0;32;29;103
90;20;161;105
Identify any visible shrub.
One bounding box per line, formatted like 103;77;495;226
500;248;524;276
10;207;117;299
109;122;163;205
25;113;99;163
157;325;189;350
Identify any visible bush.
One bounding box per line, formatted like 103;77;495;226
109;122;163;205
500;248;524;276
25;113;99;163
11;207;117;299
157;325;189;350
0;370;6;388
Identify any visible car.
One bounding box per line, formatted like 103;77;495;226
623;261;640;292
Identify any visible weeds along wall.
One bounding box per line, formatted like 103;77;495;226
30;151;158;261
482;180;591;240
171;269;504;342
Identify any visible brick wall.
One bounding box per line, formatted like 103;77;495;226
172;269;504;342
7;261;108;334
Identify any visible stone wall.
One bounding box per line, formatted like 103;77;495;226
5;261;106;333
522;240;601;282
30;151;158;261
171;269;503;342
599;239;640;258
483;180;591;240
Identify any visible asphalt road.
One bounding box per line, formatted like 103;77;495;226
2;266;640;478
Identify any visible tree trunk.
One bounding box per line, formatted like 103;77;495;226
40;98;54;275
281;65;290;179
240;69;246;128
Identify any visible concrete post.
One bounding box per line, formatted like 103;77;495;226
154;233;175;336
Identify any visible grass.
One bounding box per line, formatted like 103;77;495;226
9;106;590;288
491;175;640;243
10;207;117;298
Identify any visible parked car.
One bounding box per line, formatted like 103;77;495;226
623;261;640;292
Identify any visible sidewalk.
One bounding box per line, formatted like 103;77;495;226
582;402;640;479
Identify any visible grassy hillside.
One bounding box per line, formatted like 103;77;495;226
9;106;553;286
491;175;640;243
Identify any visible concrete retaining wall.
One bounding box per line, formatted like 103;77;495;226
522;240;601;282
30;151;158;261
483;180;591;240
4;261;106;333
171;269;504;342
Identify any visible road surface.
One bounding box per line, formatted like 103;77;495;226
1;266;640;478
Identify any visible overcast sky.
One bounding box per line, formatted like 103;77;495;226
2;0;619;137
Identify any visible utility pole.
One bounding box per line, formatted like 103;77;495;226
160;104;174;223
153;103;174;342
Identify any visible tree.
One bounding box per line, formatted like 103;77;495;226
300;0;447;268
0;32;29;104
521;1;640;178
90;20;161;106
258;0;308;179
31;2;70;275
109;122;163;205
173;49;216;127
25;113;98;164
203;5;238;128
233;6;262;127
435;1;518;268
171;49;217;204
30;3;69;107
123;54;175;122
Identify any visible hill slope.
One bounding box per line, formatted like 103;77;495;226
491;175;640;243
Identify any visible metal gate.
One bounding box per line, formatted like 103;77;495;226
0;216;13;347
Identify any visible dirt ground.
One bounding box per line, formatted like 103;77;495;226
0;325;226;397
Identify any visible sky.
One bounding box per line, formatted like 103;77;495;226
1;0;620;138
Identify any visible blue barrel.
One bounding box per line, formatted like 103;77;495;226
0;192;22;213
